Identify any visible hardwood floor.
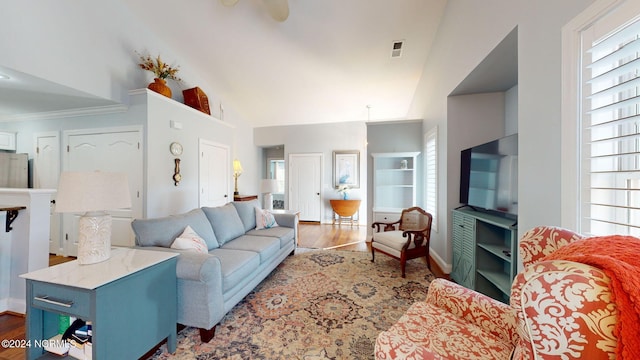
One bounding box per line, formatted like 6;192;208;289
0;223;446;360
298;221;370;251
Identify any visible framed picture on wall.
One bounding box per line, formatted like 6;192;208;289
333;150;360;188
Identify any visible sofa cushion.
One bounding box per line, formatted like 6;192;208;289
203;203;246;245
255;207;278;230
209;248;260;292
221;235;281;263
132;208;219;249
246;227;295;248
170;225;208;253
231;199;260;232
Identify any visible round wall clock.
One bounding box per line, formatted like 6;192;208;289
170;142;183;156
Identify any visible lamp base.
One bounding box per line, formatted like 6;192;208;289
264;193;274;211
78;211;112;265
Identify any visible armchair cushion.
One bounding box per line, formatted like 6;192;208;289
376;279;516;360
372;230;417;257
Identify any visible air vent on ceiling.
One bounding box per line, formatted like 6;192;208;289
391;40;404;58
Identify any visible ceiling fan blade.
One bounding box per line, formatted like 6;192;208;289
263;0;289;22
221;0;239;7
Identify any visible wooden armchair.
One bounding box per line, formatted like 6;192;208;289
371;207;433;277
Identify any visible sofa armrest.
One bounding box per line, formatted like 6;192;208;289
272;212;297;229
175;252;222;283
426;278;518;345
134;246;221;282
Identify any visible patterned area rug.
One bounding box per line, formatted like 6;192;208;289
151;250;435;359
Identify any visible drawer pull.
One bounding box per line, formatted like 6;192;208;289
34;295;74;307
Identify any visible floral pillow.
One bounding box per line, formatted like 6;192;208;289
170;225;208;253
255;207;279;230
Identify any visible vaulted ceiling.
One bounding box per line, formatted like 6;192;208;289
0;0;449;127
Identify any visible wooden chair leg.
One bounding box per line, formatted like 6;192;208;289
426;252;431;271
199;326;216;343
370;247;375;262
400;255;407;278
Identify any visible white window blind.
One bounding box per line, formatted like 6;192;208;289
581;16;640;236
424;127;438;232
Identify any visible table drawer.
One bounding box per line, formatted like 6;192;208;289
373;212;401;223
30;281;91;318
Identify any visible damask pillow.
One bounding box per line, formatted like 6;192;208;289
170;225;208;253
255;207;279;230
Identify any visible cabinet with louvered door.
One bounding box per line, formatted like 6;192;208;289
451;208;517;303
451;210;475;289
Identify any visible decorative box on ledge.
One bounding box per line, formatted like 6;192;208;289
183;87;211;115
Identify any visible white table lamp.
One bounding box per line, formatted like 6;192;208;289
55;171;131;265
260;179;278;210
233;159;243;195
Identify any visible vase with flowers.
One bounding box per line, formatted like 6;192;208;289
337;184;350;200
136;52;181;98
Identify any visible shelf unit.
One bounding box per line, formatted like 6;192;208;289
451;207;517;303
372;152;420;222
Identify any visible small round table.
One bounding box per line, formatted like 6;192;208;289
330;199;361;226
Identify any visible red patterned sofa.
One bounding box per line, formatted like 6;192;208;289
375;226;629;359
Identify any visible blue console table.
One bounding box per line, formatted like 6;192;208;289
21;248;178;359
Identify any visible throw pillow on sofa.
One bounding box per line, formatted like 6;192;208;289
255;207;279;230
170;225;208;253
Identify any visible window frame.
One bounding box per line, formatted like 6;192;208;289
562;0;640;233
424;126;438;233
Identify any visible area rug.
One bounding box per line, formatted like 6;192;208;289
151;250;435;359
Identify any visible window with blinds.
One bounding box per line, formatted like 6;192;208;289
581;16;640;236
424;126;438;232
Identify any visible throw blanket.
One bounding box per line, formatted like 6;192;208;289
543;235;640;360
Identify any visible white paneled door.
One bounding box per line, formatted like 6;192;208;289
199;139;230;207
289;153;322;222
62;127;143;256
34;132;61;254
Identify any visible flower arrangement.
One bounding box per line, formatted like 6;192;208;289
136;51;182;82
337;184;350;200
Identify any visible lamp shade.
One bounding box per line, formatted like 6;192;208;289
260;179;278;194
55;171;132;213
233;159;243;174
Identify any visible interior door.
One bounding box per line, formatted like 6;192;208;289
199;139;230;207
62;127;143;256
34;132;61;254
289;153;322;222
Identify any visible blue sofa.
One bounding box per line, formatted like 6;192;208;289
131;199;297;342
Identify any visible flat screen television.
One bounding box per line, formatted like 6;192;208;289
460;133;518;216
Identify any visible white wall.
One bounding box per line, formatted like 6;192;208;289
254;122;367;224
505;85;519;136
140;91;239;217
443;93;505;268
409;0;594;270
1;1;261;219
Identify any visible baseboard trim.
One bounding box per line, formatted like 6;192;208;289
430;250;451;276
